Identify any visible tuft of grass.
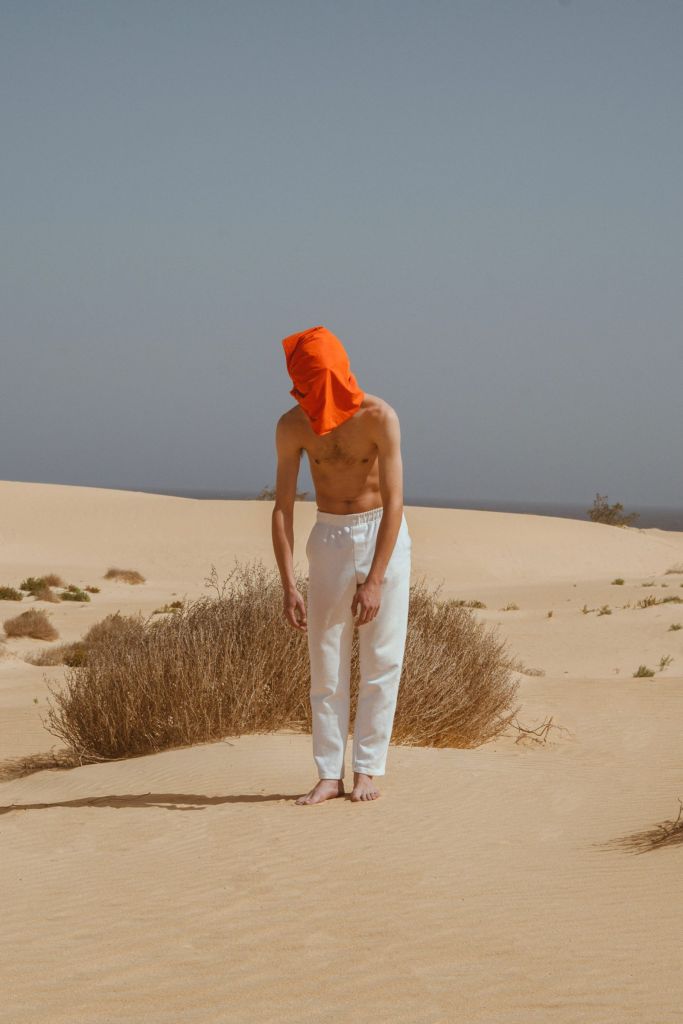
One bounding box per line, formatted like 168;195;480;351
34;586;60;603
43;573;65;588
500;602;519;611
597;605;612;616
546;610;553;618
581;604;591;615
43;561;520;764
58;588;90;603
0;586;23;601
153;600;184;614
4;609;58;641
658;655;673;671
669;623;682;632
446;598;487;609
85;585;100;593
611;578;625;586
20;576;48;595
665;563;683;575
104;567;146;585
633;664;655;678
636;595;683;609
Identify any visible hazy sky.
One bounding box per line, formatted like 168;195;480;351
1;1;681;506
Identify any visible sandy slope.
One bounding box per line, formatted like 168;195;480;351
1;480;683;1023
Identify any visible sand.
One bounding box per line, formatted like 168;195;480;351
1;480;683;1023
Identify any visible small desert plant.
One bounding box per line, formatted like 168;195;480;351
641;581;656;587
669;623;682;632
658;655;673;671
43;573;65;587
581;604;591;615
587;493;639;527
597;605;612;616
501;602;519;611
34;586;60;603
546;610;553;618
611;578;625;586
85;585;100;593
4;609;58;641
59;587;90;603
665;563;683;575
662;596;683;604
256;485;310;501
26;641;88;667
0;586;23;601
633;664;655;678
637;595;659;608
44;560;520;764
25;612;139;668
447;598;487;609
19;576;48;595
153;601;184;614
104;568;146;585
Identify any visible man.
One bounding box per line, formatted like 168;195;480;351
271;325;412;805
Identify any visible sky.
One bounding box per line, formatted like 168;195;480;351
1;0;681;507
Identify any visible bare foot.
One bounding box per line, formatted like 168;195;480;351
351;772;381;801
295;779;345;805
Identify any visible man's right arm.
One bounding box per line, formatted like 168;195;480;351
272;414;307;632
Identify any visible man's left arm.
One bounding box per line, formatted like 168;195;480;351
352;406;404;625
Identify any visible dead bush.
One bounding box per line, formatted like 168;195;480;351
44;561;519;763
104;568;146;585
4;609;58;641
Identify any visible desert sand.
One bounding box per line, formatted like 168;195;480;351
1;479;683;1023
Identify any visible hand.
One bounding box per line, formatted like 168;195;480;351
351;578;382;626
282;588;307;632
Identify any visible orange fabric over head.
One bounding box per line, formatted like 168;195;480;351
281;325;365;435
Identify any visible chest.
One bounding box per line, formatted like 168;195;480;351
306;438;376;467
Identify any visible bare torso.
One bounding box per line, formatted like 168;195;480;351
283;393;389;514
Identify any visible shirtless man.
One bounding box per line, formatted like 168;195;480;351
272;325;412;805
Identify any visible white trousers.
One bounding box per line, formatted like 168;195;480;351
305;505;412;780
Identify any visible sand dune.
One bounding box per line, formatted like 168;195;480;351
2;480;683;1023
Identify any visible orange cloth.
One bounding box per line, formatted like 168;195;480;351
281;325;365;435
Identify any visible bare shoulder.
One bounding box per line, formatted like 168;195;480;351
275;405;306;453
362;393;401;440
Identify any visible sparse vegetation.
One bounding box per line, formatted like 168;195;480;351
0;586;23;601
633;664;655;678
636;595;683;609
611;578;625;586
597;605;612;616
581;604;591;615
658;656;673;671
447;598;487;609
501;602;519;611
85;585;100;593
546;610;553;618
665;563;683;575
153;601;184;614
669;623;682;632
25;612;139;668
58;587;90;603
4;609;58;641
587;493;639;527
43;573;65;588
20;576;50;596
256;485;310;500
104;568;146;585
34;586;60;603
43;561;519;764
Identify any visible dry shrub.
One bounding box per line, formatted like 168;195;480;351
44;561;519;764
43;573;65;587
34;586;60;603
0;586;23;601
26;612;139;668
104;567;146;585
4;609;58;641
26;641;88;667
